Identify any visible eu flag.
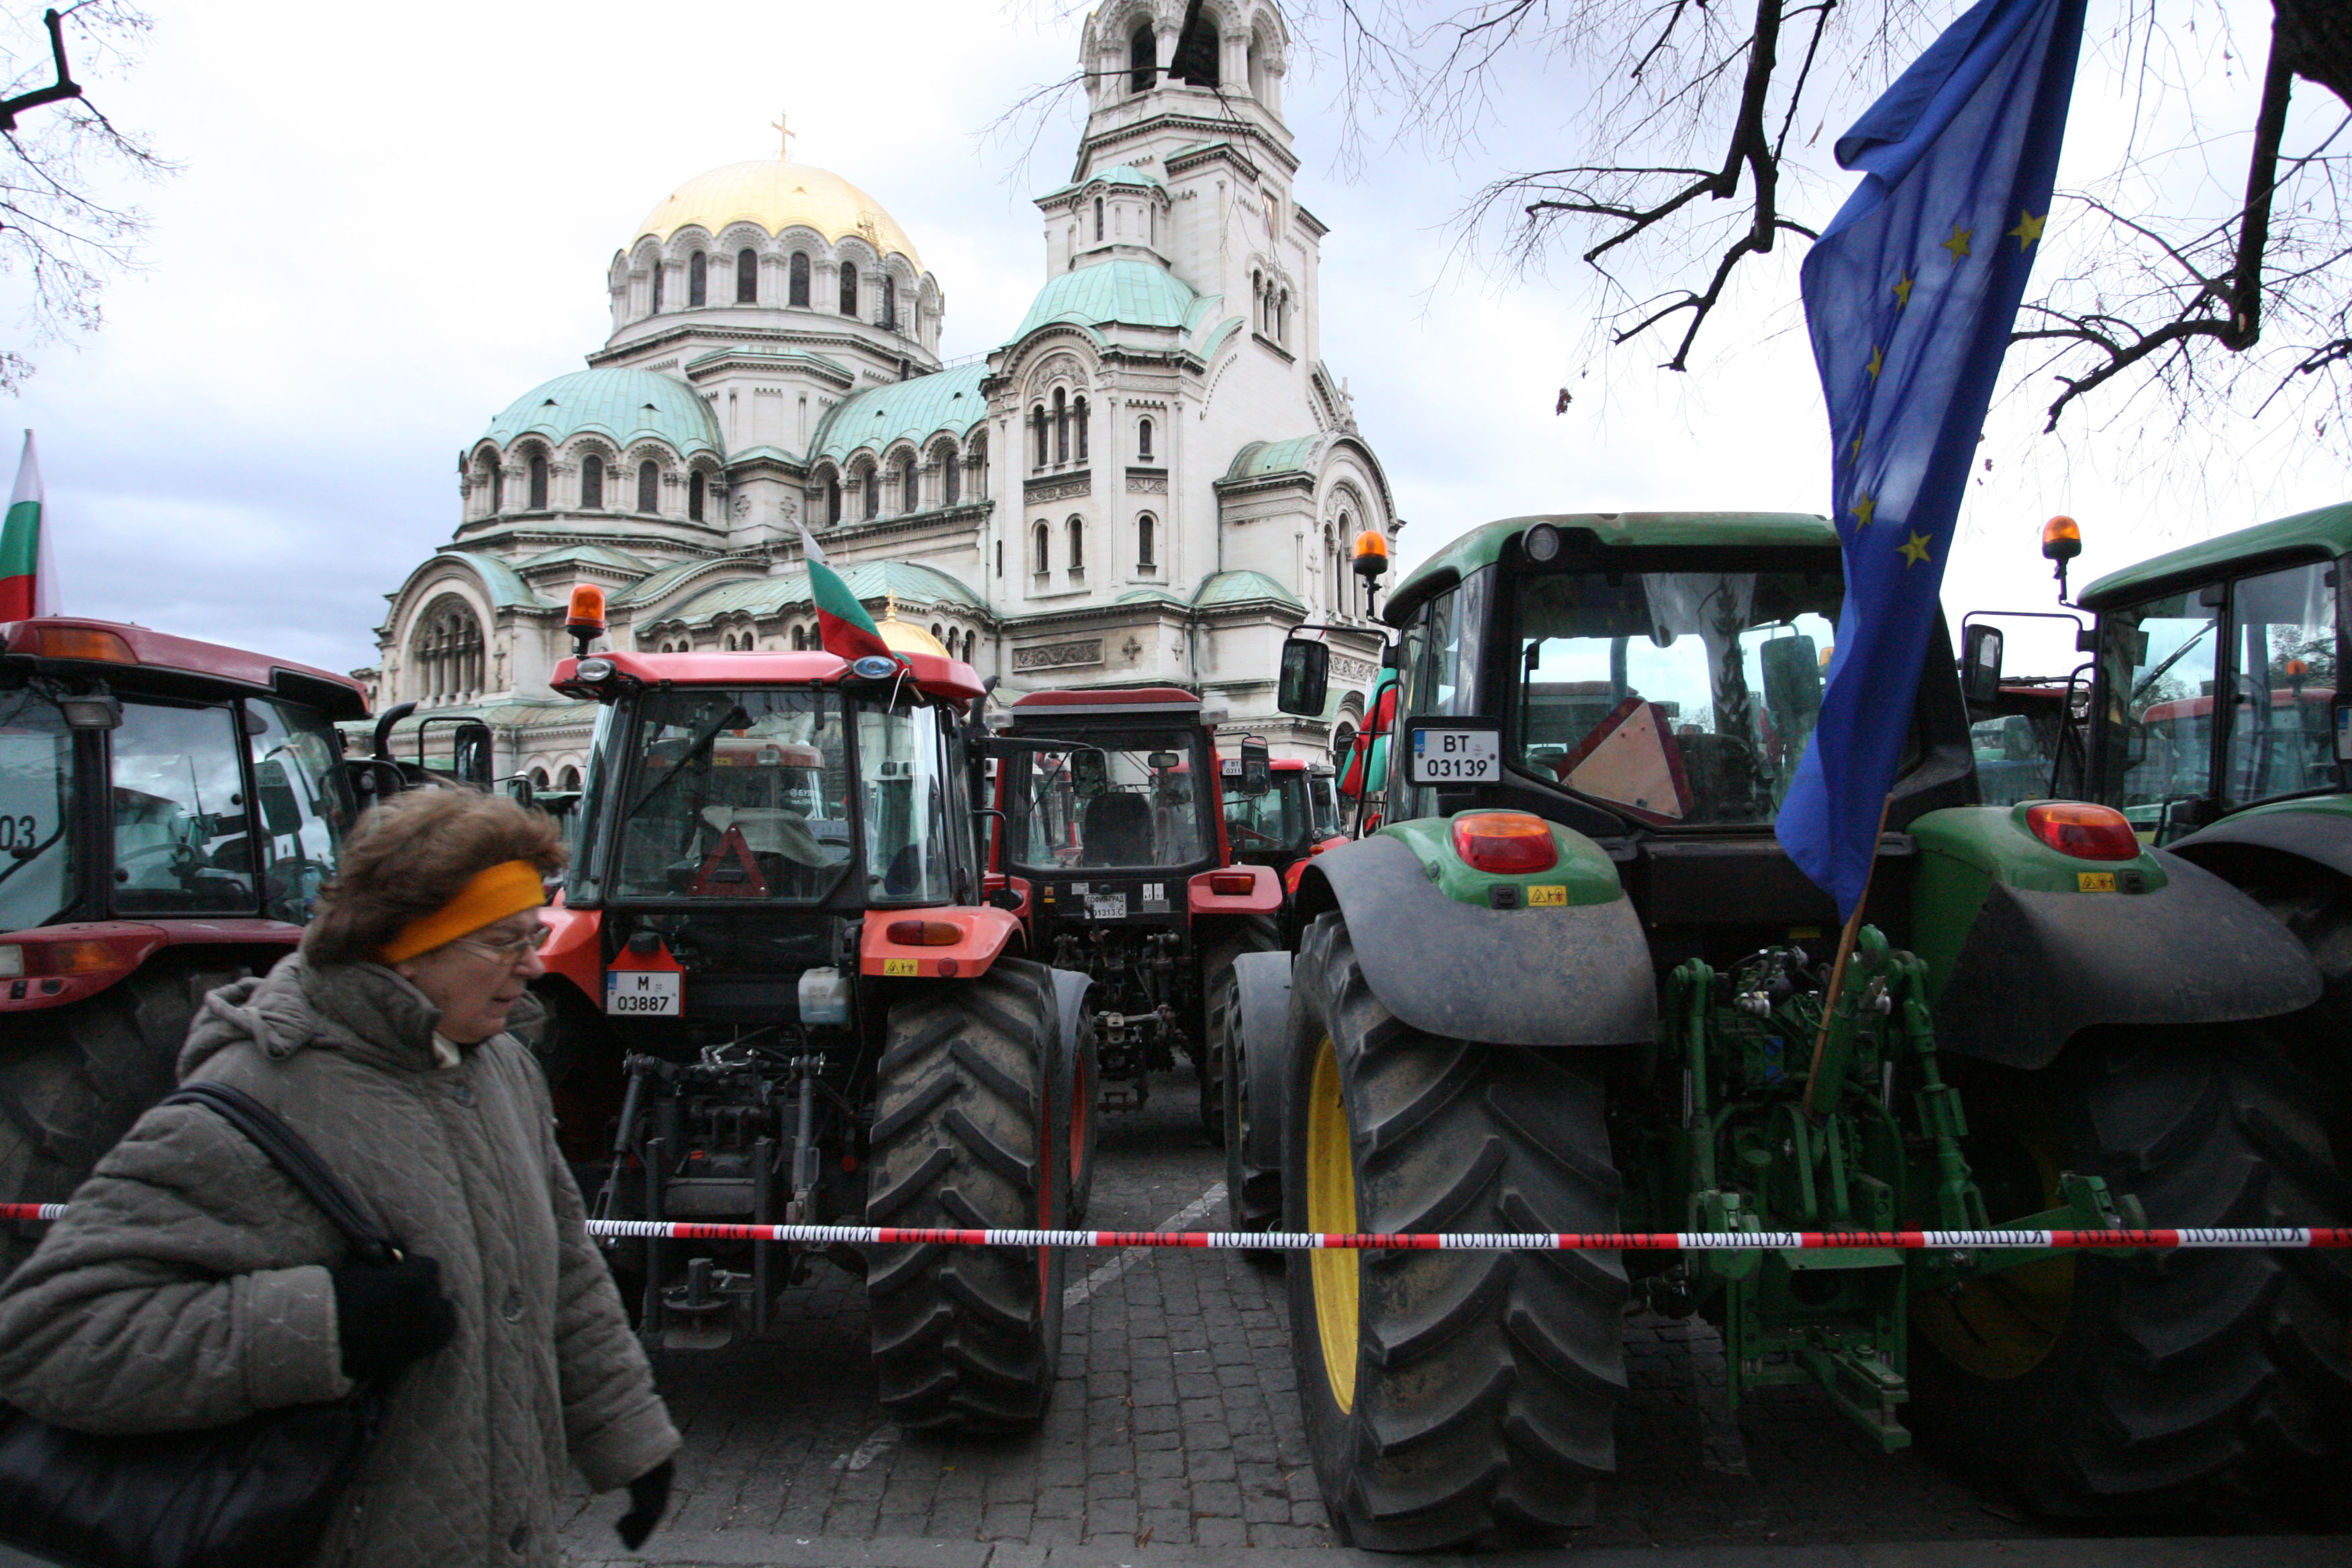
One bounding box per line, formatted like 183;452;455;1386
1775;0;2088;919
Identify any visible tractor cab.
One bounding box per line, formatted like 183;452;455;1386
1220;756;1329;868
997;687;1280;1120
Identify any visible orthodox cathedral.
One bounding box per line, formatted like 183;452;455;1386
360;0;1395;788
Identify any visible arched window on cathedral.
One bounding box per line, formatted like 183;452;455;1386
528;767;549;789
1053;389;1068;464
1248;36;1265;101
651;259;665;313
410;596;485;707
688;251;707;307
1136;512;1155;571
1073;396;1089;462
1129;23;1155;94
527;451;548;510
1277;290;1289;343
483;459;503;516
826;474;842;524
969;432;986;499
790;625;805;650
861;467;879;521
838;261;859;316
1252;270;1263;332
789;252;810;307
1335;512;1355;616
882;276;897;331
1067;516;1085;575
688;471;706;523
940;444;960;506
736;248;757;303
930;622;943;648
1032;520;1050;575
637;460;660;514
558;765;581;790
1093;197;1104;244
901;460;920;513
1030;406;1047;471
580;454;603;510
1136;417;1154;462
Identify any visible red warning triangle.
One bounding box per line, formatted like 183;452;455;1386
689;825;770;897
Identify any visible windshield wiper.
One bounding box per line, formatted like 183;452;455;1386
2130;620;2216;704
628;704;750;819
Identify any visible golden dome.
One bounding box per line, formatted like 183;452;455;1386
877;616;950;658
635;159;922;271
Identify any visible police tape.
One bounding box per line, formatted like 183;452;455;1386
2;1204;2341;1250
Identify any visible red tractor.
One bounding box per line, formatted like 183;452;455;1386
1;616;371;1263
991;687;1283;1136
531;620;1093;1432
1221;752;1349;916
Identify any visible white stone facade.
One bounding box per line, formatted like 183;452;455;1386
359;0;1395;785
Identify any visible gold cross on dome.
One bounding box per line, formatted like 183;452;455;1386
771;113;796;159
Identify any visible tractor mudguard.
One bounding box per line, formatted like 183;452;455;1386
858;906;1024;979
1049;967;1093;1069
1931;851;2320;1069
1229;950;1293;1183
1298;834;1656;1047
2167;797;2352;887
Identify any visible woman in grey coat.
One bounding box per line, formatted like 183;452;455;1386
0;789;679;1567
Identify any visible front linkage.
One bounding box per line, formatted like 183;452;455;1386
1632;929;2138;1451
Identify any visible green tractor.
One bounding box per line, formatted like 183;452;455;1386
1230;511;2346;1549
2055;502;2352;1096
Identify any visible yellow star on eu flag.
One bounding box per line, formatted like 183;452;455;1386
1892;271;1914;307
1898;530;1934;567
1941;225;1973;260
1866;346;1884;381
1853;493;1877;529
2008;209;2046;250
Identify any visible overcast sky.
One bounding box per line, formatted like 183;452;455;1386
5;0;2339;682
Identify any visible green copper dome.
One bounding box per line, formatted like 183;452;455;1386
1012;258;1212;342
481;369;722;458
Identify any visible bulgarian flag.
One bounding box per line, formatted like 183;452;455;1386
797;524;895;662
0;432;54;622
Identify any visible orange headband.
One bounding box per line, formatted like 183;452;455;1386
378;860;546;964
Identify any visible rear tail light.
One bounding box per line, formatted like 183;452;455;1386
2025;801;2140;861
1208;871;1256;895
885;919;962;946
1451;812;1558;874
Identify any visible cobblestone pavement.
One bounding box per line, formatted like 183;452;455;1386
561;1071;2323;1565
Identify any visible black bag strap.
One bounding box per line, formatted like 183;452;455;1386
161;1082;401;1267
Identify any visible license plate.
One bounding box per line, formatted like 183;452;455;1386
1410;725;1500;785
605;970;681;1016
1088;893;1128;920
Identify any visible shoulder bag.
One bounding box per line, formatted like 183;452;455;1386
0;1079;397;1568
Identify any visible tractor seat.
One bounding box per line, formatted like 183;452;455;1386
1079;791;1155;867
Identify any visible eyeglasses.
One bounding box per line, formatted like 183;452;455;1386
453;923;554;964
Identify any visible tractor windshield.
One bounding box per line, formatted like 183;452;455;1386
603;687;856;901
1006;732;1209;871
1224;768;1312;856
1508;569;1842;827
0;687;76;932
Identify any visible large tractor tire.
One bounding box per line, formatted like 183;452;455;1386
1911;1023;2352;1518
1198;916;1281;1142
866;958;1068;1434
1048;969;1100;1229
0;954;258;1273
1281;915;1627;1551
1220;950;1292;1260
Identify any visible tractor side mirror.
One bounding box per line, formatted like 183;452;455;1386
507;775;537;810
1237;736;1271;797
452;722;495;788
1277;638;1328;717
1758;636;1822;723
1960;624;2004;705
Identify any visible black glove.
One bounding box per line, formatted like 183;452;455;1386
330;1253;457;1379
616;1459;673;1551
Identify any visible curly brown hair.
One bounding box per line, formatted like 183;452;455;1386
303;789;567;967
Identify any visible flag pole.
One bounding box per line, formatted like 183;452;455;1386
1800;793;1892;1120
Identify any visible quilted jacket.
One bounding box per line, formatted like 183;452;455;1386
0;954;679;1567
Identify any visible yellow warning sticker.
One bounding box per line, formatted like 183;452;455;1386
1528;885;1569;907
882;957;920;977
2077;871;2117;893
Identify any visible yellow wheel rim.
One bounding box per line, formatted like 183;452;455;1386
1305;1034;1360;1414
1912;1089;2075;1380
